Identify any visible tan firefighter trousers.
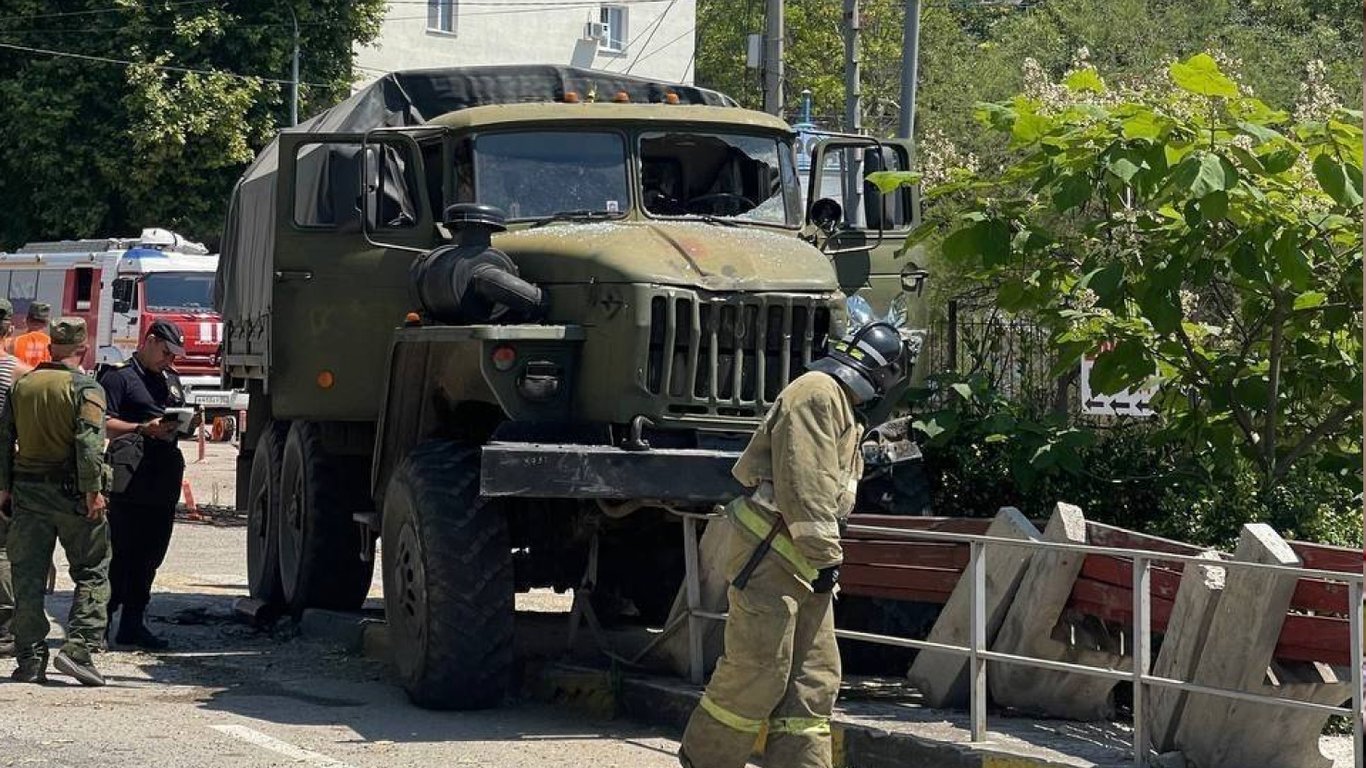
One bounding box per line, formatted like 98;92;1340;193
679;526;840;768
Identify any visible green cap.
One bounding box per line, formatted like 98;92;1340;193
0;298;12;324
27;302;51;324
50;317;87;346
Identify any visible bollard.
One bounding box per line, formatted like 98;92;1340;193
181;480;202;521
197;418;207;462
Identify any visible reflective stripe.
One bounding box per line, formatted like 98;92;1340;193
769;716;831;736
729;499;819;583
787;520;842;540
699;695;765;734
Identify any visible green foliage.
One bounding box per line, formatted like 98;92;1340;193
0;1;385;248
908;54;1361;541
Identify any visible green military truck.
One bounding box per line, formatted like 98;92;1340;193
217;66;927;710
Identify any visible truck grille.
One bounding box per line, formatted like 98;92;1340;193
645;293;832;418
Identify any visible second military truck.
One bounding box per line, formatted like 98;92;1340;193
217;65;924;710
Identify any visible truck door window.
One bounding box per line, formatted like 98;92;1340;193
73;268;94;311
640;132;800;225
293;141;363;228
813;147;869;229
361;142;421;229
472;131;627;220
112;278;138;312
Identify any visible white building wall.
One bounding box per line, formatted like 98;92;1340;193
354;1;697;87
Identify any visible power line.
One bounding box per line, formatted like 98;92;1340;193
620;25;692;70
623;0;677;74
0;41;330;87
0;0;219;24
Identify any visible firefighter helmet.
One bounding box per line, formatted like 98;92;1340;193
808;321;907;403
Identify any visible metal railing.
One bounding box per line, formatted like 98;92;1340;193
673;514;1365;768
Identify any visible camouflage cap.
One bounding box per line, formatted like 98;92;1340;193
27;302;51;323
50;317;87;346
0;298;12;324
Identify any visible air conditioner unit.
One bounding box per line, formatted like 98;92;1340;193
584;21;608;41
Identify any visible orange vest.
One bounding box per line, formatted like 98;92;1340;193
13;331;51;367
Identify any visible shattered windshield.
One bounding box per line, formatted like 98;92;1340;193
144;272;214;311
470;131;629;220
639;132;800;226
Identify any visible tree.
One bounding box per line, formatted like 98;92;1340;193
0;0;385;249
905;53;1362;495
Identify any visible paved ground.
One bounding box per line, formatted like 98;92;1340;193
2;480;682;767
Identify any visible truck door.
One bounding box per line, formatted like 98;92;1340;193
272;131;434;421
805;138;927;321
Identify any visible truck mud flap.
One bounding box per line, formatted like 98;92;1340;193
479;442;745;503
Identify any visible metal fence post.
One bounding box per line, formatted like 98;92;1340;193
683;514;704;685
1350;579;1363;768
968;540;987;742
1131;555;1151;768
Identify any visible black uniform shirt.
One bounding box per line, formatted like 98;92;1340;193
99;357;185;423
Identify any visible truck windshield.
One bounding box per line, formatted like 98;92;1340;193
640;132;801;226
472;132;629;220
144;272;214;311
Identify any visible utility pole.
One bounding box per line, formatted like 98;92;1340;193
762;0;783;116
843;0;860;134
288;4;300;126
898;0;921;142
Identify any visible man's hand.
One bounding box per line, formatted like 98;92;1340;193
84;491;106;521
812;565;840;594
0;490;11;521
141;418;177;441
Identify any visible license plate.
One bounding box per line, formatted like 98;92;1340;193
191;393;231;407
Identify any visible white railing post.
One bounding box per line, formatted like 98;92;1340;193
683;514;704;685
968;540;987;742
1350;579;1363;768
1131;555;1151;768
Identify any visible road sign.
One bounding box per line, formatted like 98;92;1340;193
1079;354;1157;417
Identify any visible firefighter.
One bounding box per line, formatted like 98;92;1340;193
12;302;52;368
0;318;112;686
678;322;909;768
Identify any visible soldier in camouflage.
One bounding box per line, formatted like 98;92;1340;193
0;317;112;686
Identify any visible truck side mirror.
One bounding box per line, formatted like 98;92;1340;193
112;279;135;313
810;198;843;233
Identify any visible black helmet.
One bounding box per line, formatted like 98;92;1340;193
808;321;907;403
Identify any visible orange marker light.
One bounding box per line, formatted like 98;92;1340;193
563;91;580;103
317;370;335;389
404;312;422;326
491;345;517;372
664;92;680;105
613;90;630;103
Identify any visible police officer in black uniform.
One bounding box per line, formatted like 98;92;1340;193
99;320;194;650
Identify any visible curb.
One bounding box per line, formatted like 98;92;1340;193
291;614;1108;768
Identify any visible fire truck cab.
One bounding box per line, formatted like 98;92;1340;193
0;228;247;427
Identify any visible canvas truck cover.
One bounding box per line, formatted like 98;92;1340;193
215;64;736;364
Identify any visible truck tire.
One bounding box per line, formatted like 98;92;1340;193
246;422;289;605
278;421;374;614
382;441;513;710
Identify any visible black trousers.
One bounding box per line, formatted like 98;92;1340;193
107;497;175;613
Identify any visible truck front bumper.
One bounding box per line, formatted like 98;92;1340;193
480;442;745;504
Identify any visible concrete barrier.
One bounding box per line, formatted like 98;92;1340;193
987;503;1124;720
907;507;1041;708
1147;552;1225;753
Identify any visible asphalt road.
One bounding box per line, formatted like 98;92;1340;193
1;518;685;767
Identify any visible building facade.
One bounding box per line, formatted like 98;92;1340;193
354;0;697;86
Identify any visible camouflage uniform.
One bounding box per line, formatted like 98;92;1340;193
0;318;112;669
680;371;865;768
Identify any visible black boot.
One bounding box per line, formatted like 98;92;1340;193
10;656;47;683
0;633;15;658
115;607;169;651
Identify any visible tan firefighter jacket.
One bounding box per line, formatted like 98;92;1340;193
731;371;865;575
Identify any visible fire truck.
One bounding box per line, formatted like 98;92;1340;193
0;228;247;438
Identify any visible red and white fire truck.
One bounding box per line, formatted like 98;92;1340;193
0;228;247;437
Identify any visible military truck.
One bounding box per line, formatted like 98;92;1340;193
217;66;926;710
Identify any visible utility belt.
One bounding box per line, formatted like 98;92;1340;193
13;467;79;496
724;493;819;586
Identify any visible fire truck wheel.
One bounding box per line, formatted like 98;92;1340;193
382;440;513;710
246;422;289;606
278;421;375;614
